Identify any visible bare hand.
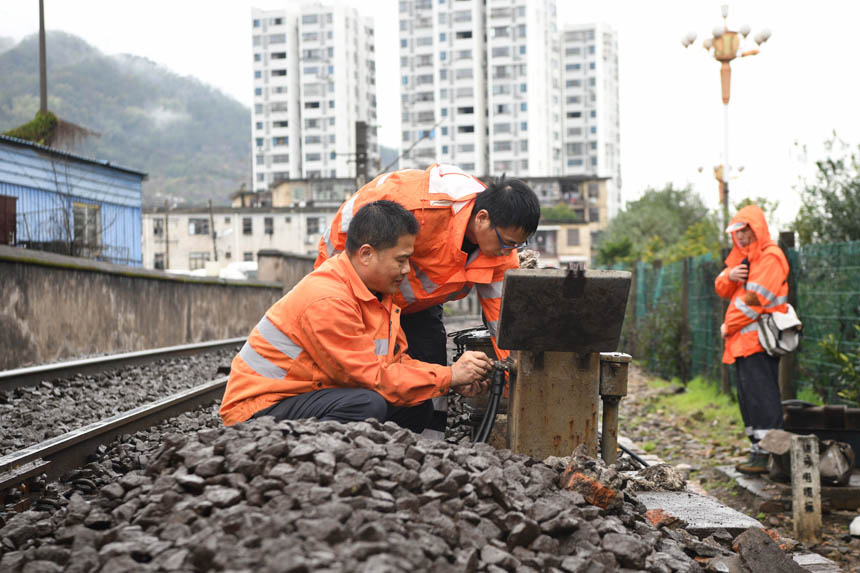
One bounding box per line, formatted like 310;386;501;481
451;350;492;387
454;378;490;397
720;323;727;338
728;264;748;282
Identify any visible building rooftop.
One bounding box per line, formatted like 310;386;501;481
0;134;148;179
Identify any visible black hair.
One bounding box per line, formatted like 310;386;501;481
345;200;419;254
474;175;540;235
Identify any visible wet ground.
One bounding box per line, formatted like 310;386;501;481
619;366;860;572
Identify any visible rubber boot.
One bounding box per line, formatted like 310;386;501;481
735;452;770;475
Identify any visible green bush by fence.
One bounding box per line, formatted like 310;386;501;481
619;239;860;405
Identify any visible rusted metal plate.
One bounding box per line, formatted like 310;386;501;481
508;350;599;459
497;269;631;353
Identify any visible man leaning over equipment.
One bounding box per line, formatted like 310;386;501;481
219;200;493;433
315;164;540;434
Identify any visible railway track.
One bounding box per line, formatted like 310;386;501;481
0;337;244;393
0;338;242;511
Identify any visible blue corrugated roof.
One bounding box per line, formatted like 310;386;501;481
0;134;148;179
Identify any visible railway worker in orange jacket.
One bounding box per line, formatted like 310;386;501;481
315;164;541;435
220;200;494;432
715;204;789;474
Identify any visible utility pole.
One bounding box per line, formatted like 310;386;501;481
39;0;47;113
163;200;169;270
208;199;218;262
355;121;368;187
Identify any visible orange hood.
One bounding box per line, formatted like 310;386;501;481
724;205;777;267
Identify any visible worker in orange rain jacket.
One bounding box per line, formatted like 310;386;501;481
220;200;493;432
315;164;541;436
715;204;789;475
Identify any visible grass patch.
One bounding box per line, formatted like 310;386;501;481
653;376;743;428
642;441;656;452
797;386;825;405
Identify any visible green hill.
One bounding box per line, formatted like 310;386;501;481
0;32;251;206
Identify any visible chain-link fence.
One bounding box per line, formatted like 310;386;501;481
617;239;860;405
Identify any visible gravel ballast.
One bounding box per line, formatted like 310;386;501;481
0;347;238;457
0;406;721;572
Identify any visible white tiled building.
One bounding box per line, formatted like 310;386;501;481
251;1;378;192
397;1;621;213
561;23;621;217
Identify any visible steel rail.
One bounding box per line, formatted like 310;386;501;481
0;376;228;505
0;337;244;393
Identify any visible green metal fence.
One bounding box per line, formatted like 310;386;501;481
620;240;860;405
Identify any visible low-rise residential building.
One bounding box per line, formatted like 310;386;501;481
141;204;337;273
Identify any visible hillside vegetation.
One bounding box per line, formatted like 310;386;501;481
0;32;250;206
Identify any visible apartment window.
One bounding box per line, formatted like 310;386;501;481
456;30;472;39
416;36;433;47
272;154;289;163
264;217;274;235
495;104;510;114
189;252;210;271
457;125;474;133
269;34;286;44
271;17;283;25
520;121;528;131
302;14;319;25
458;143;475;153
439;32;446;42
589;208;599;222
154;253;165;270
519;45;526;55
153;219;164;236
306;217;321;235
273;136;288;146
494;123;511;133
567;111;582;119
304;101;320;109
567;228;581;246
271;69;287;77
255;138;264;148
520;83;527;93
455;68;472;79
567;142;583;155
493;141;512;152
271;52;286;59
273;120;288;128
401;39;408;48
441;127;448;135
305;135;322;144
457;106;474;114
244;252;254;262
254;71;262;79
441;108;448;116
520;103;527;112
442;145;449;154
254;88;262;96
589;62;596;70
285;217;292;223
253;19;260;27
492;47;510;58
254;53;261;62
224;217;232;223
188;218;209;236
243;218;253;235
306;152;322;161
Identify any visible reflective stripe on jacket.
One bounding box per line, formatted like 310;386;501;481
219;253;452;426
715;205;789;364
315;163;518;360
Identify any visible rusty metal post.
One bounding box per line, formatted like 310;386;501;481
599;353;631;465
508;351;600;459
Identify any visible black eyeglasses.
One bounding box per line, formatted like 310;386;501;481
493;226;528;250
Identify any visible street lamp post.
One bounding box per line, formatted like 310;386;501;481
682;5;771;235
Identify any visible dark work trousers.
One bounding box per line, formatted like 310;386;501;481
735;352;783;454
400;304;449;437
251;388;434;434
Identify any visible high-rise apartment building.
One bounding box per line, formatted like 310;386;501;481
398;0;560;177
561;23;621;216
397;1;621;214
251;2;378;193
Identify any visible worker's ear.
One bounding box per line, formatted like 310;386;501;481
356;243;375;266
474;208;491;228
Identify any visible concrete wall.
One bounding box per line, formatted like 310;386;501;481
0;245;283;370
257;249;316;292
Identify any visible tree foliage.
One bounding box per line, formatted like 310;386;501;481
792;136;860;244
596;183;721;266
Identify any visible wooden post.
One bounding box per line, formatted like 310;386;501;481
508;350;600;459
778;231;797;400
791;435;821;543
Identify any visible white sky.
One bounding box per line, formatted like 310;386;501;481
2;0;859;230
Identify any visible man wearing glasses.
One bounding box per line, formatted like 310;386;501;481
315;163;540;436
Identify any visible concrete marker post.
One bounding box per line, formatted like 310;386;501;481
791;434;821;543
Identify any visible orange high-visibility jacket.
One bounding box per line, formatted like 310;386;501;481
315;164;518;360
219;253;452;426
715;205;789;364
